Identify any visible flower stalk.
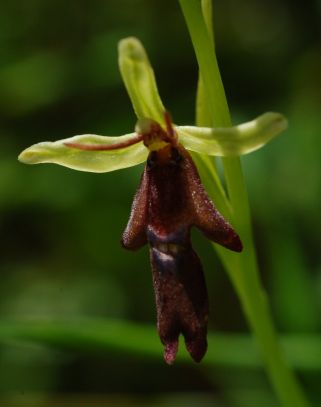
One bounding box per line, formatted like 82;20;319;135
179;1;309;406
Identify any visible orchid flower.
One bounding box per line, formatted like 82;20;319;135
18;37;287;364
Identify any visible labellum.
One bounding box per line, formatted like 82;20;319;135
65;112;242;364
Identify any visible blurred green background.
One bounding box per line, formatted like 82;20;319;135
1;0;320;406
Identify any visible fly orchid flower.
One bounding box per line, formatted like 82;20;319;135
18;37;287;364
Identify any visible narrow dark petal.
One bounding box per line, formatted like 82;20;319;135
184;331;207;363
122;167;149;250
177;145;243;252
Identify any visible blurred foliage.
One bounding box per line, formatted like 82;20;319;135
0;0;320;406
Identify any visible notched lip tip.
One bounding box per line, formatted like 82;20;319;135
185;340;207;363
164;356;175;366
191;354;205;363
163;341;178;365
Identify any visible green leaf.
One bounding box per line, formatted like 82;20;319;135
178;112;287;156
18;133;148;173
0;319;321;370
118;37;166;125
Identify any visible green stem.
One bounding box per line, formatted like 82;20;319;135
179;1;310;406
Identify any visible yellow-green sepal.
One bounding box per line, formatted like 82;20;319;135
118;37;166;126
18;133;148;173
178;112;287;156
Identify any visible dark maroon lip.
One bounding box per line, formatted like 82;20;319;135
121;113;242;364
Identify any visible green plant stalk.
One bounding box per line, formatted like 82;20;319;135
179;1;310;406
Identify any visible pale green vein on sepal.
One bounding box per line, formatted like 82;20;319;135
118;37;166;125
178;112;287;156
18;133;148;173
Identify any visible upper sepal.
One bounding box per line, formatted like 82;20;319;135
118;37;166;126
18;133;148;173
177;112;287;156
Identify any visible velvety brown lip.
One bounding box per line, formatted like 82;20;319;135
121;113;242;364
